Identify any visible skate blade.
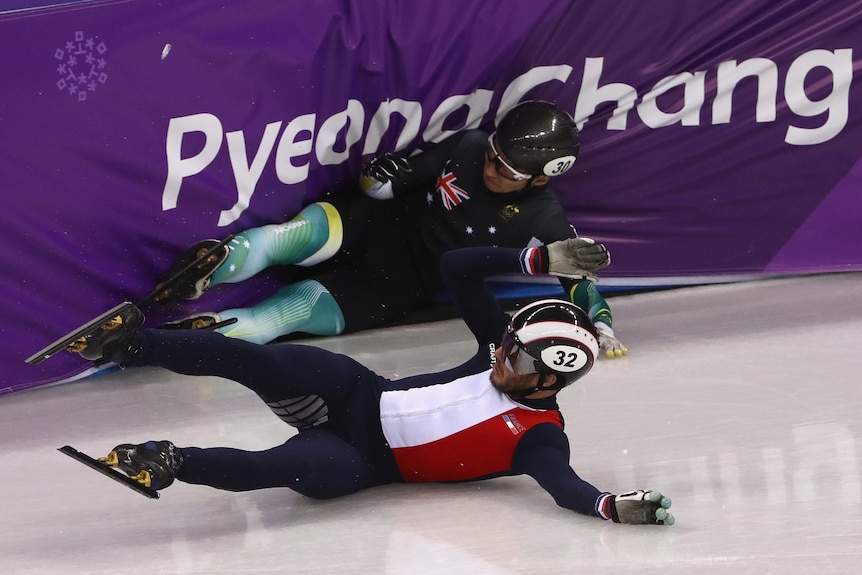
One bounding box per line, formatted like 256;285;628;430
25;302;135;365
59;445;160;499
137;233;235;306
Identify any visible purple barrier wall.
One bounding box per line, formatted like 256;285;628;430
2;0;861;392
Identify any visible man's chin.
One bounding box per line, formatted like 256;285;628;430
491;377;526;396
483;174;501;192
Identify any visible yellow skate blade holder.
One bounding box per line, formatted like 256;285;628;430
99;451;120;467
129;471;152;488
98;451;152;486
65;314;125;353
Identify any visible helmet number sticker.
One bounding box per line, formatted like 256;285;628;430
541;345;589;372
543;155;577;176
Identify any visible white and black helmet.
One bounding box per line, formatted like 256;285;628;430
496;101;579;177
503;299;599;390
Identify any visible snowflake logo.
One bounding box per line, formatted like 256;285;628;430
55;31;108;101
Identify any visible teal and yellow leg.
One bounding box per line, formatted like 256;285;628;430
212;202;344;286
214;280;345;344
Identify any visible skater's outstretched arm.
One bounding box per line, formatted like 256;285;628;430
510;423;605;517
440;240;611;347
512;426;674;525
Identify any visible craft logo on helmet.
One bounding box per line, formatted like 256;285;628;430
161;49;852;226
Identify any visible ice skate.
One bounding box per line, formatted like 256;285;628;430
104;440;184;490
151;239;229;303
610;490;674;525
72;304;143;362
26;302;144;365
59;445;159;499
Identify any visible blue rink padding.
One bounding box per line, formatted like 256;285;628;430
488;280;670;297
388;278;685;328
432;280;676;304
432;271;768;305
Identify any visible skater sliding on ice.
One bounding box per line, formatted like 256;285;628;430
153;101;628;359
57;240;673;526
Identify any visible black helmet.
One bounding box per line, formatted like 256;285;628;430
495;101;579;177
504;298;598;390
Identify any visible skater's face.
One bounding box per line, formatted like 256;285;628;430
483;135;550;194
489;345;556;398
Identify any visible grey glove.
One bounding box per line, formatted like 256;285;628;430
546;238;610;281
610;490;674;525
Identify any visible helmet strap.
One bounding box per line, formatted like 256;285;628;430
508;374;562;399
536;372;566;392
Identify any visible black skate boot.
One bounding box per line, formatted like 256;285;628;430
70;304;144;365
160;311;222;330
103;440;184;490
152;239;229;303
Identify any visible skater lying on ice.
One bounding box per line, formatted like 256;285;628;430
66;240;673;526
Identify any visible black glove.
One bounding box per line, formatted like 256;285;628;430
363;153;411;183
360;154;412;200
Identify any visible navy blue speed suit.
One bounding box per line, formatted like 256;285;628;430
123;246;608;519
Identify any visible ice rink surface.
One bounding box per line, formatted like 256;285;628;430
2;273;860;574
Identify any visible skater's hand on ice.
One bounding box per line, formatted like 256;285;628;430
610;490;674;525
595;322;628;359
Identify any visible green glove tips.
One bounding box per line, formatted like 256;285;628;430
611;490;674;525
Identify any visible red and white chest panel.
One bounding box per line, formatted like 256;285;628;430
380;370;562;482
